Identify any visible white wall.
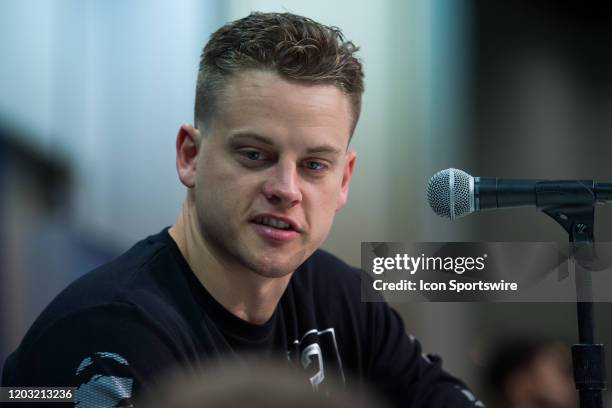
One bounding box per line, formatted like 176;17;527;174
0;0;221;245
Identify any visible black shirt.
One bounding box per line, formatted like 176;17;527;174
2;228;482;407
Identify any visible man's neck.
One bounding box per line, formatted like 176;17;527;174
168;199;292;325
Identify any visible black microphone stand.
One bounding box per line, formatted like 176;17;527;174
543;205;606;408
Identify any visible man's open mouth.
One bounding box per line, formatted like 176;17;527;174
251;215;297;231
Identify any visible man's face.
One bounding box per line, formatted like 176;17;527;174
192;70;356;278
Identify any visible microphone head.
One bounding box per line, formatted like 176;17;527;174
427;168;475;219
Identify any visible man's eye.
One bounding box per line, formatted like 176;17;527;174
242;150;264;160
305;161;326;171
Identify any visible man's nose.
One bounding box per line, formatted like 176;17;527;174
262;162;303;208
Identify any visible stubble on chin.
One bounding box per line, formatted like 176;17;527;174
246;247;309;279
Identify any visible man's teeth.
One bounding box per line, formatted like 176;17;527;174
259;217;291;229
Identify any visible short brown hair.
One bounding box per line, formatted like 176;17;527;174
195;12;364;136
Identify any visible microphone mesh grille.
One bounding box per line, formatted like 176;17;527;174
426;168;473;219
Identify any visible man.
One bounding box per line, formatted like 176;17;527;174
2;12;482;407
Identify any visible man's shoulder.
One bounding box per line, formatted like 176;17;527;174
14;229;189;358
3;230;196;388
39;230;173;312
2;301;185;392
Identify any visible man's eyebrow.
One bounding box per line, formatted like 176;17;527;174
228;132;275;146
305;145;343;155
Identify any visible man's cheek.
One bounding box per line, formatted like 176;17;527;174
312;209;336;238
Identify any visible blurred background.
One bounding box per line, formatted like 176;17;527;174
2;0;612;405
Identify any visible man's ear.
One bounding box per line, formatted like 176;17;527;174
176;124;201;188
337;151;357;211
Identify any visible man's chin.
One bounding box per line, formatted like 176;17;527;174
248;250;308;279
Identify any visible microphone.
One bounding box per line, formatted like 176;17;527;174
427;168;612;219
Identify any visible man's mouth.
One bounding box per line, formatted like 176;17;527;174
250;215;299;232
250;214;301;243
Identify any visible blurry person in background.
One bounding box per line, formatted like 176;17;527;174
485;338;577;408
139;356;389;408
2;12;482;407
